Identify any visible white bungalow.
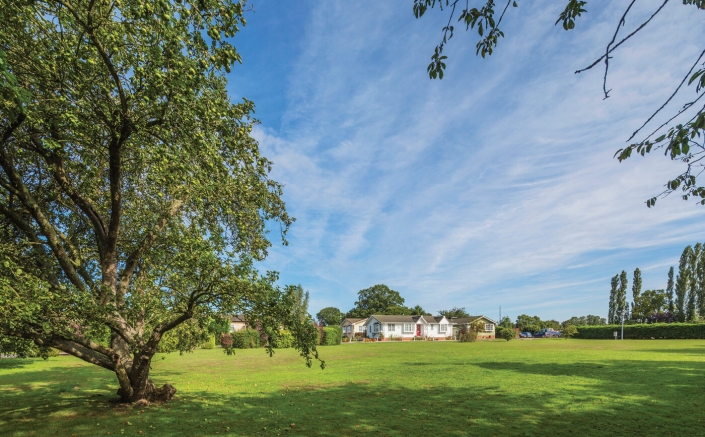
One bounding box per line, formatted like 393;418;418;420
364;315;452;340
341;317;367;338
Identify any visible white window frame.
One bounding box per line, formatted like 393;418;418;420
430;324;435;331
403;323;414;333
358;325;364;332
485;324;494;332
439;324;447;333
388;324;396;331
373;323;380;333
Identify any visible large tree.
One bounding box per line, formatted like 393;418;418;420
616;271;629;321
346;284;406;318
414;0;705;207
630;268;644;322
316;307;344;326
667;266;676;313
608;274;618;324
0;0;321;403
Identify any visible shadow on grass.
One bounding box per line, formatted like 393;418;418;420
2;357;705;436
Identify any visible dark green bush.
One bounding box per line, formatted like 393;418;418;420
270;330;294;348
498;327;516;341
232;328;261;349
575;323;705;339
321;326;342;346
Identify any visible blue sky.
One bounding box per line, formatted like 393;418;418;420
226;0;705;322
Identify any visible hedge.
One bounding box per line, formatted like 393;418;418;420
270;330;294;348
231;328;261;349
575;323;705;339
321;326;342;346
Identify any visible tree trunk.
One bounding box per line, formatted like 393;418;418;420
114;352;176;403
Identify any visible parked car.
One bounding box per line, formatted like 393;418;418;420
519;332;533;338
534;328;561;338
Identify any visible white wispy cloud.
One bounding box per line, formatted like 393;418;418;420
247;0;705;320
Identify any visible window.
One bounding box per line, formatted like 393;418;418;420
358;326;364;332
373;323;380;332
403;324;414;332
430;325;435;331
230;324;236;332
485;324;494;332
388;324;396;331
439;324;447;333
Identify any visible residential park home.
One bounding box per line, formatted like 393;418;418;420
341;317;367;337
352;315;497;340
229;315;248;332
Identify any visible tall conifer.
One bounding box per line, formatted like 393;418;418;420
688;244;701;321
631;268;642;321
608;275;618;324
675;246;693;322
616;271;628;322
667;266;675;313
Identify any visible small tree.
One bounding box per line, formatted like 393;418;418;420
562;325;578;339
497;327;515;341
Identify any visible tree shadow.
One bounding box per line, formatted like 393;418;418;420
2;356;704;436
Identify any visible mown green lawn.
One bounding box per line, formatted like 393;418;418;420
1;339;705;436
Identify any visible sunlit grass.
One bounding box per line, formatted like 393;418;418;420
2;339;705;436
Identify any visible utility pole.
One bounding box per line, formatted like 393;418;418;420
621;309;625;340
499;306;501;323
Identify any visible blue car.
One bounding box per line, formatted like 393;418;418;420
519;332;533;338
534;328;561;338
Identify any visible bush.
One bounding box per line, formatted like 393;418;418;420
220;333;233;349
270;330;294;349
575;323;705;339
231;329;261;349
458;330;478;342
321;326;342;346
201;334;216;349
498;327;516;341
562;325;578;339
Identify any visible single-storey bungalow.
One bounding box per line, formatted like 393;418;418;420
450;316;498;339
341;317;367;337
364;315;453;340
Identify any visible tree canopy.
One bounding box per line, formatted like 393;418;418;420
414;0;705;207
346;284;409;318
438;306;470;319
316;307;344;326
0;0;320;403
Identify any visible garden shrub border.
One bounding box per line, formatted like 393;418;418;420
575;323;705;339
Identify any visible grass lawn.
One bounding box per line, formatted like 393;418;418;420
1;339;705;436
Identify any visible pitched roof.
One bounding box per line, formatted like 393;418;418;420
230;315;247;323
450;315;498;325
368;315;418;323
425;316;449;324
342;317;367;324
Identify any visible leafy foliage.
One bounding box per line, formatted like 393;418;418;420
0;0;321;402
321;327;343;346
438;306;470;319
230;329;261;349
270;330;294;349
346;284;406;318
316;307;344;326
561;324;578;339
561;315;606;328
497;327;515;341
414;0;705;208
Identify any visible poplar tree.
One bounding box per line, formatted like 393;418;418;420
688;243;703;321
631;268;642;322
616;271;628;322
698;246;705;319
667;266;675;313
675;246;693;322
608;275;618;324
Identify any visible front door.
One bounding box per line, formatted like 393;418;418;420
416;324;421;336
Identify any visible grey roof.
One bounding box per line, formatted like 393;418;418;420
368;315;418;323
425;316;448;324
342;317;367;324
449;315;498;325
230;315;247;323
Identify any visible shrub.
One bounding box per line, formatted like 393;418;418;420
498;327;516;341
201;334;216;349
232;329;261;349
342;337;350;343
354;332;365;339
220;333;233;349
575;323;705;339
562;325;578;339
458;330;478;342
322;326;342;346
270;330;294;349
